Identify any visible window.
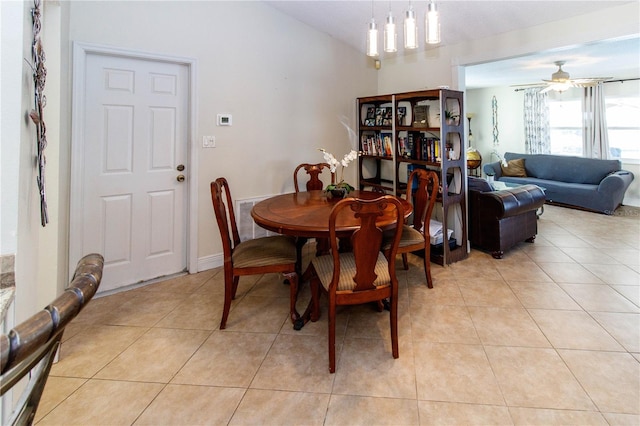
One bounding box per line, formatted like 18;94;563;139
549;94;640;161
549;100;582;156
606;97;640;161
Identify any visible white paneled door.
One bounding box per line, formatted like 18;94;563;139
73;51;189;293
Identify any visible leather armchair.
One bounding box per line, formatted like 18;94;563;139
468;177;545;259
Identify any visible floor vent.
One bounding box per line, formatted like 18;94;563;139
236;196;276;242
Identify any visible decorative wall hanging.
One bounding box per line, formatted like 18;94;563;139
28;0;48;226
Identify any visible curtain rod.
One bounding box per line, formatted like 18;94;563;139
513;77;640;91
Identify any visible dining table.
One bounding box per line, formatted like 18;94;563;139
251;190;412;329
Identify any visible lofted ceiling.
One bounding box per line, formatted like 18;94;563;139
264;1;640;88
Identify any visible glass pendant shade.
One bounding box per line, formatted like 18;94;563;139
366;19;379;57
425;1;440;44
384;12;397;53
426;1;440;44
404;8;418;49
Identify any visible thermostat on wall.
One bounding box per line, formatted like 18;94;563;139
217;114;232;126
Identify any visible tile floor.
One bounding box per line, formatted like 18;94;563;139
36;205;640;425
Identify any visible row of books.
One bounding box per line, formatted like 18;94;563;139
361;133;393;157
398;133;441;162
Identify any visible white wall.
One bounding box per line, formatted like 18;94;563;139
65;1;376;268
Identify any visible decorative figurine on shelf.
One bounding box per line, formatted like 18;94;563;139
319;148;358;198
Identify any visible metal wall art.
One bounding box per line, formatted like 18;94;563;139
28;0;48;226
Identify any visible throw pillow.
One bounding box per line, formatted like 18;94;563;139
501;158;527;177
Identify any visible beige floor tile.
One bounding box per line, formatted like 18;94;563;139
250;333;336;393
332;338;416;399
450;258;504;281
327;395;419;426
37;379;164;425
222;295;291;332
583;263;640;285
155;292;222;330
140;269;215;293
230;389;330;426
468;306;551;347
95;328;210;382
591;311;640;352
561;247;620;265
522;246;576;263
560;284;640;313
605;248;640;268
458;279;522;307
172;331;275;387
559;349;640;414
134;384;245;425
528;309;624;351
537;262;604;284
611;285;640;306
508;407;607;425
507;281;582;310
485;346;595;410
410;305;480;344
542;234;592;248
418;401;512;426
51;325;148;378
602;412;640;425
413;341;504;405
35;376;87;423
408;279;465;306
93;291;190;327
495;261;553;282
344;300;412;340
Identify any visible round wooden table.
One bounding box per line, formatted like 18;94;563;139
251;190;412;330
251;190;412;239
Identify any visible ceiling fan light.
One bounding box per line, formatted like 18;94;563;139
425;1;440;44
366;18;379;57
404;7;418;49
384;11;397;52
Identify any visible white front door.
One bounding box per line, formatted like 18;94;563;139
72;50;190;293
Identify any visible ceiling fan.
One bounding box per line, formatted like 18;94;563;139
514;61;612;92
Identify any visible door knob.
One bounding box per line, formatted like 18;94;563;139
177;174;185;182
177;164;185;171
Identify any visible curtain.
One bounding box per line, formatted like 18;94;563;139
582;82;610;159
523;88;550;154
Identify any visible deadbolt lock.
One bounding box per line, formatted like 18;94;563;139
177;164;185;171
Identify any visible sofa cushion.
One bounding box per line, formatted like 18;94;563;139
501;158;527;177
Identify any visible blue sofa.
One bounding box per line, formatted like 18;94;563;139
484;152;634;215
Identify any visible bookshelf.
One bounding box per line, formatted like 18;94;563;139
357;89;468;265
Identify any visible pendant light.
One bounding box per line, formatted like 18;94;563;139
366;1;379;57
425;0;440;44
384;10;397;53
404;3;418;50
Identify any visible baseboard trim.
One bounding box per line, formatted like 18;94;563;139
197;253;223;272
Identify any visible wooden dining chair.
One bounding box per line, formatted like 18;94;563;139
293;162;334;192
293;162;335;257
307;195;404;373
210;177;300;330
381;168;439;288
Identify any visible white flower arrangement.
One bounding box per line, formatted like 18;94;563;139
319;148;358;192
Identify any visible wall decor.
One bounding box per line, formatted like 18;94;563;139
28;0;48;226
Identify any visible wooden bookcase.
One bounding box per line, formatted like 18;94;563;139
357;89;468;265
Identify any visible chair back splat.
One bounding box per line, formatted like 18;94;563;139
211;178;299;330
1;253;104;426
308;195;404;373
293;163;335;193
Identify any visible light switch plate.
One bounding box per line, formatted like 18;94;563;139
203;136;215;148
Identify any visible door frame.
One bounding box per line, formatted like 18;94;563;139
70;41;199;281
